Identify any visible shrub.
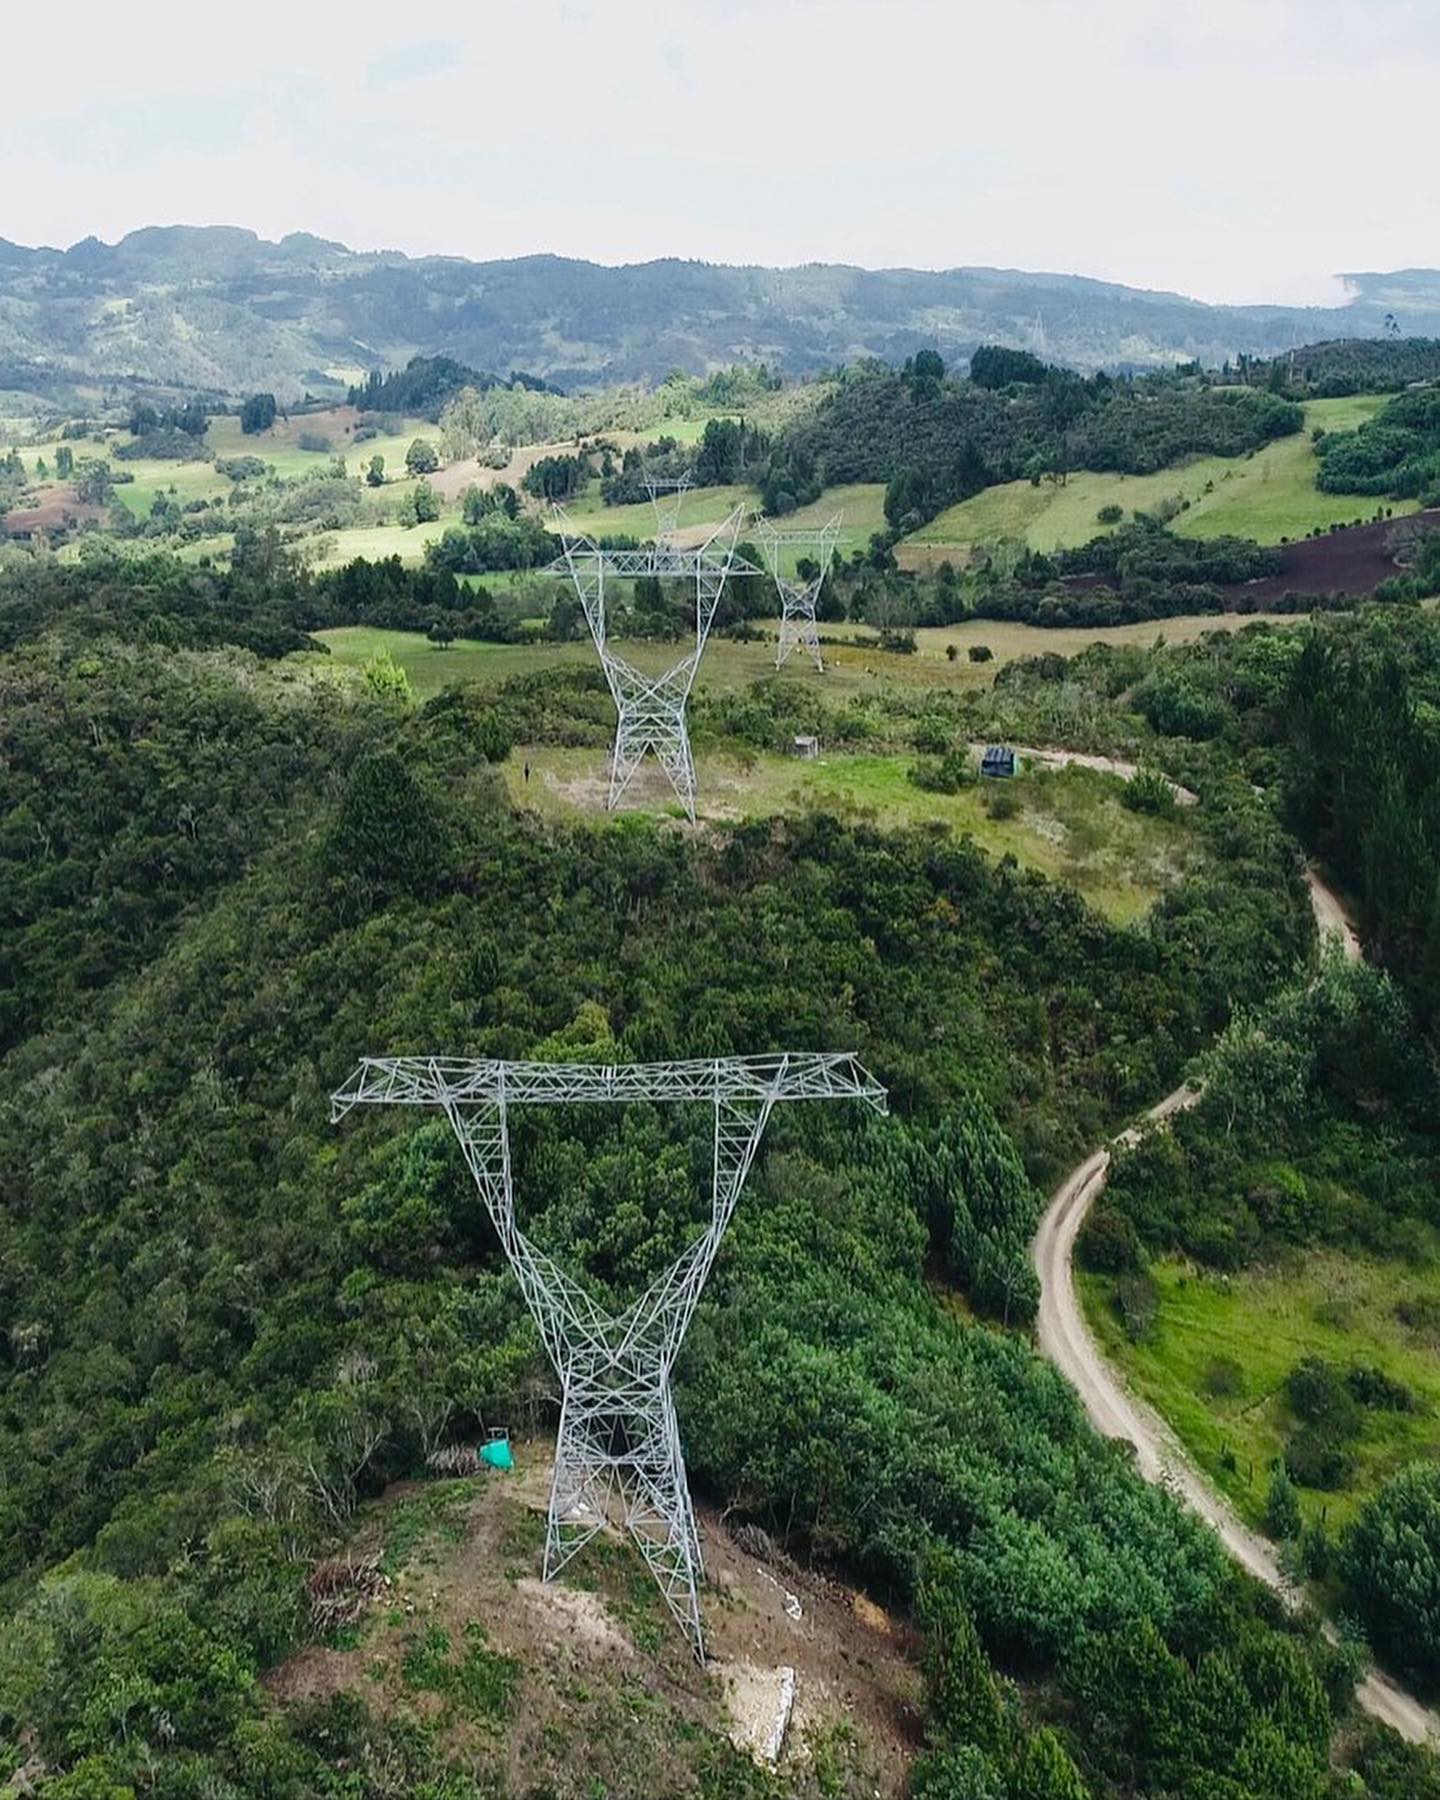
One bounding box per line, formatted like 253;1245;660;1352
967;644;993;663
1203;1357;1245;1399
1342;1462;1440;1686
1345;1363;1416;1413
1121;768;1178;818
1077;1205;1144;1274
984;786;1021;822
1265;1461;1302;1539
298;432;333;454
1134;674;1226;740
1286;1357;1361;1440
912;715;953;754
1395;1294;1440;1345
216;455;267;483
1096;503;1124;525
1284;1424;1352;1491
1245;1162;1314;1241
1113;1270;1159;1341
910;752;976;795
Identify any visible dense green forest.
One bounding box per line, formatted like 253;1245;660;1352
1315;386;1440;499
3;542;1440;1794
1252;337;1440;397
1284;609;1440;1032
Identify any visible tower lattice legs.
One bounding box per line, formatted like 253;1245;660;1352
757;515;842;676
609;698;697;820
544;1387;613;1580
551;507;748;822
541;1351;706;1651
776;594;824;671
622;1384;706;1657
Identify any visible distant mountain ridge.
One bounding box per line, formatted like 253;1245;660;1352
3;225;1440;404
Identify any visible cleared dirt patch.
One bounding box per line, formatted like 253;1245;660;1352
1241;510;1439;598
264;1440;923;1795
1;486;107;536
512;1576;635;1657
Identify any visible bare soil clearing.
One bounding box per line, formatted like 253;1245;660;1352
1239;510;1439;600
1;486;106;536
266;1440;921;1795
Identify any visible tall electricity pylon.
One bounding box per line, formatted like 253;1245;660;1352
332;1054;888;1661
551;507;757;820
755;513;843;672
642;474;693;545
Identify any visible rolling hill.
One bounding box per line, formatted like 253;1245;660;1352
5;226;1440;405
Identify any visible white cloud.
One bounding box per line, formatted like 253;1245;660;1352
1;0;1436;304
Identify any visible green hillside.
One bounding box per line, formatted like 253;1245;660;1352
3;538;1440;1792
900;396;1417;563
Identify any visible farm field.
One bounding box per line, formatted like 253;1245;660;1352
109;408;449;516
305;517;454;568
1080;1250;1440;1536
206;407;444;482
311;626;858;699
503;748;1195;922
297;480;882;575
544;481;755;541
821;608;1304;664
311;607;1298;704
544;480;885;568
897;396;1417;564
780;481;888;551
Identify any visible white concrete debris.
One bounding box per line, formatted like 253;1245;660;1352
757;1565;803;1621
761;1666;798;1764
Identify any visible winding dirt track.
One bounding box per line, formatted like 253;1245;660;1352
1032;868;1437;1746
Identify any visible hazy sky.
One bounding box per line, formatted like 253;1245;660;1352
4;0;1437;305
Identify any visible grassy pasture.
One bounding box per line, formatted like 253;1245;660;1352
310;609;1304;702
502;750;1194;922
207;408;444;483
305;519;454;568
111;459;233;516
549;481;755;541
1081;1251;1440;1535
823;609;1305;666
897;397;1416;564
313;626;811;699
299;480;884;577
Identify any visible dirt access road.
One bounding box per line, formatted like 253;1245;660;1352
978;744;1198;804
1032;868;1437;1746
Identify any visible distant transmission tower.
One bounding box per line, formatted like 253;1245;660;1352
642;473;694;545
332;1053;888;1660
551;506;759;820
755;513;843;672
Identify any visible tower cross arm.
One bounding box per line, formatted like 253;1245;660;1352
544;549;764;580
754;512;844;549
332;1053;888;1119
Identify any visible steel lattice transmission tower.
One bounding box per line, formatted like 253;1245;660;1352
642;473;693;545
332;1054;887;1660
756;513;843;672
551;506;759;821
